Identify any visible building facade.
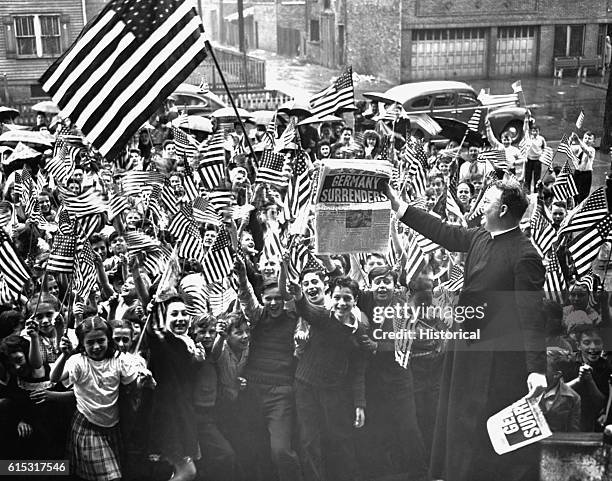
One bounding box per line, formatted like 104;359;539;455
304;0;612;84
0;0;87;103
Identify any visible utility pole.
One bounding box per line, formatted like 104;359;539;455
603;70;612;154
237;0;249;93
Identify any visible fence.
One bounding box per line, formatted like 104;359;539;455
184;45;266;92
218;90;293;111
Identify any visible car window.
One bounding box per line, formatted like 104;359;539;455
174;94;209;107
432;93;455;108
457;92;479;106
408;96;432;110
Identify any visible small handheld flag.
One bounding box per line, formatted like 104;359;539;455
575;110;585;129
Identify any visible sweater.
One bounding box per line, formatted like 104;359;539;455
294;297;368;409
239;280;297;386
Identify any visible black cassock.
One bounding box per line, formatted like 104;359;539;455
399;206;546;481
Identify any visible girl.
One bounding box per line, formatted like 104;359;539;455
51;316;147;481
145;296;204;481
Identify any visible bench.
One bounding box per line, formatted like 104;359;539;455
553;56;579;78
578;56;602;77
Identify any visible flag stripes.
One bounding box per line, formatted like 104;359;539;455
309;66;355;118
40;0;209;159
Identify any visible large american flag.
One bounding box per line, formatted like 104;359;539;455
568;214;612;277
39;0;208;159
47;233;76;273
59;187;107;218
309;66;355;118
558;186;608;235
0;231;30;299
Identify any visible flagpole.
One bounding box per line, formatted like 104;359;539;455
205;40;258;165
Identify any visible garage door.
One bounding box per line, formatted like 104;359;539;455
495;26;536;75
410;28;487;80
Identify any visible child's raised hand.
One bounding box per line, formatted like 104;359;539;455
194;342;206;362
216;320;228;337
59;335;73;355
25;318;39;338
288;282;303;301
137;370;157;389
579;364;593;382
238;376;247;390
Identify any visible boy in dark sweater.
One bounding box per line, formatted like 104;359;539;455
235;258;303;481
290;276;369;481
356;266;428;481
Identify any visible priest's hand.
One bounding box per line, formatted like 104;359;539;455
526;372;547;399
378;179;400;212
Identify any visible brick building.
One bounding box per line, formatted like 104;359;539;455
304;0;612;83
0;0;88;103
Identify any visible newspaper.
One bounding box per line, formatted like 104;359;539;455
313;159;392;254
487;396;552;455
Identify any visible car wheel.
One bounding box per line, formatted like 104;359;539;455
502;120;523;144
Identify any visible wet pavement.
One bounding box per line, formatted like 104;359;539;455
255;49;610;188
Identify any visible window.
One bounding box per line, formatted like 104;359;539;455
554;25;585;57
13;14;61;58
410;96;432;110
457;92;479;107
310;19;320;42
323;0;331;8
432;93;455;108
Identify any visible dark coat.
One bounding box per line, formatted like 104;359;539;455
399;205;546;481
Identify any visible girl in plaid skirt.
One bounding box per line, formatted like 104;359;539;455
50;317;152;481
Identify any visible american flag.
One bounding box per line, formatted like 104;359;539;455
478;148;509;172
193;196;222;225
182;163;199;202
552;159;578;202
511;80;522;93
530;200;557;258
285;151;312;221
544;252;567;304
576;110;585;129
74;240;97;300
256;150;288;187
467;109;482;133
198;131;225;190
76;214;104;241
414;231;439;254
172;126;200;159
568;214;612;277
125;231;159;254
275;119;297;153
263;228;284;261
180;273;209;316
207;281;238;317
168;204;195;242
286;242;325;284
142;244;171;279
0;231;30;298
207;190;235;213
46;142;77;186
160;178;179;217
40;0;208;159
540;147;554;170
382;103;406;123
404;141;428;199
404;235;427;283
309;66;355;118
177;221;205;262
108;193;129;220
47;233;76;273
558;186;608;235
439;264;464;292
202;227;234;284
260;116;277;149
574;270;598;308
122;171;165;197
59;187;107;217
556;134;578;167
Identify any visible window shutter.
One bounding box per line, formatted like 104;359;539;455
60;14;71;52
3;17;17;58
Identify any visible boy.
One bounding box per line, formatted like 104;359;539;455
356;266;428;480
572;131;596;203
523;118;547;193
290;276;369;481
566;326;612;431
194;314;239;481
235;258;303;481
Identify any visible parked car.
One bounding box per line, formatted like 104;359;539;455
381;81;528;143
168;83;227;116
